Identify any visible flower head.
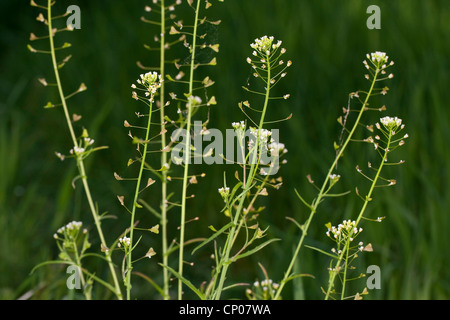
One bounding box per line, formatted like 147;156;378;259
364;51;395;75
251;36;276;54
133;72;162;103
379;116;404;133
55;221;83;242
218;187;230;199
118;236;131;248
369;51;389;64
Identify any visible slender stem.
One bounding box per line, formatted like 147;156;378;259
46;0;122;300
340;243;350;300
72;242;89;300
325;130;392;300
159;0;170;300
125;101;154;300
274;68;380;300
178;0;201;300
214;54;272;300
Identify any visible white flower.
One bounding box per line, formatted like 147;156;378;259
380;116;403;132
70;146;85;155
56;221;83;235
187;95;202;107
218;187;230;198
232;120;245;131
329;174;341;182
133;72;162;103
250;36;275;53
369;51;388;64
269;142;287;156
118;237;131;248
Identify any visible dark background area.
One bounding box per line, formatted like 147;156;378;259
0;0;449;299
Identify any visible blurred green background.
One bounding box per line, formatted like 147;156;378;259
0;0;449;299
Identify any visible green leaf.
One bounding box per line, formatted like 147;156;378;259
159;264;205;300
232;238;280;262
30;260;73;275
294;188;313;210
192;221;234;255
283;273;315;284
285;216;304;233
323;190;351;197
133;271;168;300
138;199;161;219
304;245;338;259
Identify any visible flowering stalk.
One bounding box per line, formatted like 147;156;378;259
126;72;162;299
213;36;290;300
275;52;395;300
325;116;407;299
158;0;170;300
177;0;202;300
32;0;123;299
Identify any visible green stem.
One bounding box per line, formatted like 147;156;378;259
214;54;272;300
159;0;169;300
340;243;350;300
47;0;122;300
274;68;381;300
178;0;201;300
325;129;392;300
72;242;89;300
125;101;154;300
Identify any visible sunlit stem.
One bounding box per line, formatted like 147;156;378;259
125;100;154;300
178;0;201;300
274;67;381;300
214;53;272;300
46;0;122;300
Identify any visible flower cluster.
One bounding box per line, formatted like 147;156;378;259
325;219;372;273
246;279;280;300
55;221;83;237
131;71;162;103
250;36;282;55
326;219;362;243
231;120;246;131
366;116;408;153
118;236;131;249
218;187;230;200
53;221;87;253
249;127;272;142
248;127;273;156
379;116;403;132
246;36;291;89
69;146;85;155
329;173;341;183
187;95;202;108
268;141;288;156
363;51;394;80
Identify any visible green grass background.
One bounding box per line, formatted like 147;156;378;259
0;0;449;299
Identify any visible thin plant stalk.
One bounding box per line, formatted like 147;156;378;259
178;0;201;300
274;67;381;300
214;54;272;300
72;242;89;300
46;0;122;300
159;0;170;300
125;99;154;300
